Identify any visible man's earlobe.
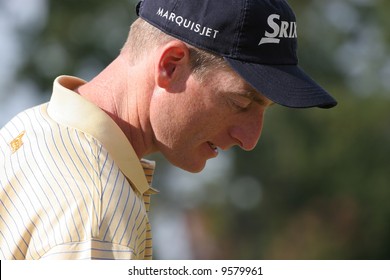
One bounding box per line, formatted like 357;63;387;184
156;65;171;89
156;64;172;89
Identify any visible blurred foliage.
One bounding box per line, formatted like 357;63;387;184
15;0;390;259
231;94;390;259
18;0;134;91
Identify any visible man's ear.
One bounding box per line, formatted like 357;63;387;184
156;40;191;91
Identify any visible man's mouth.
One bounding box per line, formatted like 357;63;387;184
207;141;219;154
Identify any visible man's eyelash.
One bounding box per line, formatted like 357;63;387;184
229;99;250;111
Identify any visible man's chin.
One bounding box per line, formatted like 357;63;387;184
172;159;206;173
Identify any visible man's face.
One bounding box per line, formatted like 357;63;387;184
149;67;273;172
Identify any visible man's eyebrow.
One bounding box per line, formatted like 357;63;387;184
238;90;275;106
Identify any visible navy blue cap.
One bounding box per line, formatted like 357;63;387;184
136;0;337;109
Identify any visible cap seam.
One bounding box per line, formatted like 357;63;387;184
231;0;248;58
169;0;180;30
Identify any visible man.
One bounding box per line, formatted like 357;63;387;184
0;0;337;259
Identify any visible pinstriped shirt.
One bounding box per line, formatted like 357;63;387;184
0;76;157;260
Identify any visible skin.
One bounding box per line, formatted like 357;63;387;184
77;40;274;173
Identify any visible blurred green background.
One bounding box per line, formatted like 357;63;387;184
1;0;389;259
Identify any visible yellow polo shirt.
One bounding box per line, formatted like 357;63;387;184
0;76;157;260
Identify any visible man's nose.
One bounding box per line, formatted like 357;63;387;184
229;111;265;151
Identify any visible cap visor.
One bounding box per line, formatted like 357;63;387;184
225;58;337;109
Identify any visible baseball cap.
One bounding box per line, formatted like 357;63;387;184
136;0;337;109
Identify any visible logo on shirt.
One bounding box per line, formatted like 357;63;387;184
10;131;26;154
259;14;297;45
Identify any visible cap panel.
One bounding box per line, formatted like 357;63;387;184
138;0;242;57
234;0;298;64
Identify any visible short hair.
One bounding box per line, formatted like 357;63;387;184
122;18;228;81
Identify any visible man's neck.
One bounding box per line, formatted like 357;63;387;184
76;55;155;159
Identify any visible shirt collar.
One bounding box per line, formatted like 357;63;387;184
47;75;153;195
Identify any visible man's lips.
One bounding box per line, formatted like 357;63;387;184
207;141;219;155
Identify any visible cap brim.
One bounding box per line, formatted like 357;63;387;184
225;58;337;109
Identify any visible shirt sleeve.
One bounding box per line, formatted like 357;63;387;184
39;239;138;260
